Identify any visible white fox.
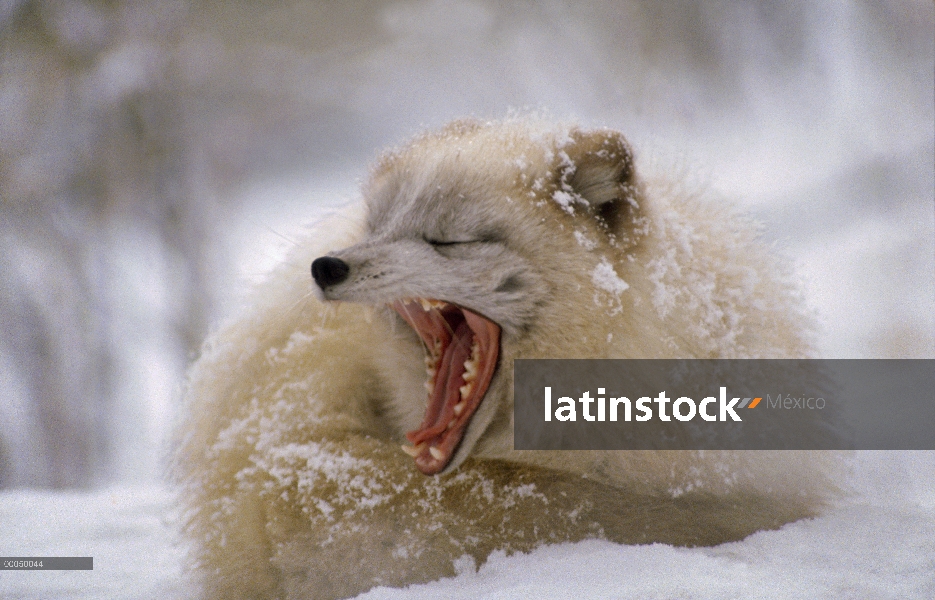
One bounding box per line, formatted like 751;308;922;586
173;118;839;599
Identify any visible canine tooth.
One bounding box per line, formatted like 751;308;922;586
426;367;436;378
453;401;465;416
429;446;444;460
400;443;425;457
459;382;474;400
425;381;434;393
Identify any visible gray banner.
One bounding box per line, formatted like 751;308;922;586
1;557;93;570
514;359;935;450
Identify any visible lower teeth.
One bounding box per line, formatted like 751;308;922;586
400;443;425;457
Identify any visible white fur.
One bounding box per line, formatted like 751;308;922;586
172;118;840;600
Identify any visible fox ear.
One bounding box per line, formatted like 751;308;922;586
557;128;640;233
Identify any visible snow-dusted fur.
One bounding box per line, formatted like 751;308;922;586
173;119;839;599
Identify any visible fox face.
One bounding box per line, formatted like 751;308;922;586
311;120;641;475
313;195;549;339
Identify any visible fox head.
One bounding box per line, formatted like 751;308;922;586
311;120;645;475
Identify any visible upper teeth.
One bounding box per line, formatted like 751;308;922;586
419;298;447;312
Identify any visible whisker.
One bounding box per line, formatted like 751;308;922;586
262;224;300;247
270;290;314;331
320;301;338;327
398;300;432;355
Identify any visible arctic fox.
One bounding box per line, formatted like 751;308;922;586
173;118;838;599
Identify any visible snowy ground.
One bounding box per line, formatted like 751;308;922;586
0;487;190;600
1;452;932;599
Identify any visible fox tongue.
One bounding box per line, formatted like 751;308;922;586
409;320;473;447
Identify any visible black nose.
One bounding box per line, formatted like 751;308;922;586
311;256;350;289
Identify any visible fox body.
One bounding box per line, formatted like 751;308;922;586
174;119;837;599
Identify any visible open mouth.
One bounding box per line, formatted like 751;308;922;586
392;298;501;475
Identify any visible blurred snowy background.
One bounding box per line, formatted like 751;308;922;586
0;0;932;598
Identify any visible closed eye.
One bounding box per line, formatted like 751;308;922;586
424;237;477;247
424;231;501;247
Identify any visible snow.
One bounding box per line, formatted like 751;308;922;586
573;229;597;251
362;500;933;599
591;257;630;315
1;453;932;599
0;486;190;600
591;258;629;296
